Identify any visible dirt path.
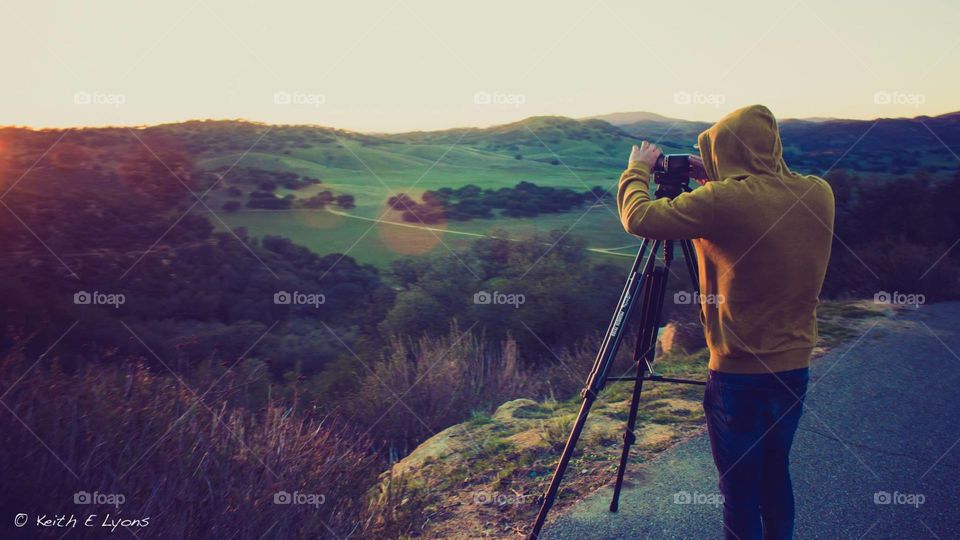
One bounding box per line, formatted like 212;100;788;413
320;207;637;258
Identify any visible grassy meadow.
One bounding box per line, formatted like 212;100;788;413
198;123;663;268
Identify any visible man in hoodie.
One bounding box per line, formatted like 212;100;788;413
616;105;835;540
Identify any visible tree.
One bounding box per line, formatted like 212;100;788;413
335;194;355;209
222;200;242;213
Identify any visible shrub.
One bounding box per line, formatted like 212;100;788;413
346;326;527;455
223;200;242;212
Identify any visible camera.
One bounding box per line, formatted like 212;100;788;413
652;153;693;198
653;154;691;183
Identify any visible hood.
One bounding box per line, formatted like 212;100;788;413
697;104;789;182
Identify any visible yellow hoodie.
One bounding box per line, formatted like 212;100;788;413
617;105;835;374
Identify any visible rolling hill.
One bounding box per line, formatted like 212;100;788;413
1;111;957;268
598;110;960;176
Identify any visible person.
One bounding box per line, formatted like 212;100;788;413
616;104;835;540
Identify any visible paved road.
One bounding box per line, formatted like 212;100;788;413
544;302;960;539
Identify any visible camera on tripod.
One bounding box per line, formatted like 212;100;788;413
652;154;693;198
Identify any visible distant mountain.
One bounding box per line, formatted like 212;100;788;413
777;113;960;175
592;111;847;126
790;117;841;123
584;111;684;125
385;115;687;169
610;112;960;176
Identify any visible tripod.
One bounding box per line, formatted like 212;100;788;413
528;182;707;539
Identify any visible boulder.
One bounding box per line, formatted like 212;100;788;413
658;320;706;355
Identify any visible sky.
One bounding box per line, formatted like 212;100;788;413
1;0;958;132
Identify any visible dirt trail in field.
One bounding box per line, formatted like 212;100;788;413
321;207;637;258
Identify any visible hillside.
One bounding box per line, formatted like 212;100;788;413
385;115;685;169
167;111;960;183
607;111;960;176
376;301;900;538
2;110;958;269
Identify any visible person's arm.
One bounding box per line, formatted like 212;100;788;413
617;143;716;240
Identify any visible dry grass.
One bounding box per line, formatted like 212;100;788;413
0;353;381;539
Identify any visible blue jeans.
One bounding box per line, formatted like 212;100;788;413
703;367;809;540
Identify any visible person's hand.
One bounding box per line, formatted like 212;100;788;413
689;155;710;186
629;141;662;170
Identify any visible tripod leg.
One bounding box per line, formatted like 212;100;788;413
679;239;700;295
610;241;677;511
609;265;661;512
610;369;646;513
528;241;660;539
582;239;651;390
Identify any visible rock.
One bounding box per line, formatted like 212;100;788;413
658;320;706;355
491;398;538;422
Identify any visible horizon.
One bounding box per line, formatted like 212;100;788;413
3;107;957;135
2;0;958;132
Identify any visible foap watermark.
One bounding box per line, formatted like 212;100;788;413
73;90;126;108
473;90;526;108
274;290;325;308
673;490;724;507
472;491;533;506
474;290;525;309
874;490;925;508
673;90;726;108
273;90;326;108
273;490;325;508
74;491;126;509
673;291;724;306
74;290;125;309
873;90;925;108
874;290;925;308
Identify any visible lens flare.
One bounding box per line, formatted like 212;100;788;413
377;193;446;256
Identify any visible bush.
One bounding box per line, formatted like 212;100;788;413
335;194;355;209
824;238;960;300
223;200;242;212
822;170;960;299
346;326;527;455
246;194;292;209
